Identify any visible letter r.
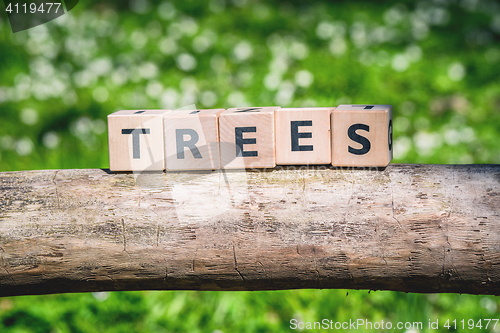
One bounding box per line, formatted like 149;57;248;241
176;128;202;159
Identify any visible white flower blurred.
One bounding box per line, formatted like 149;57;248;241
392;54;409;72
176;53;197;71
93;87;109;103
294;70;313;88
448;63;466;81
20;108;38;125
233;41;253;62
15;138;34;156
43;132;60;149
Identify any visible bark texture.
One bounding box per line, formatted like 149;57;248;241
0;164;499;296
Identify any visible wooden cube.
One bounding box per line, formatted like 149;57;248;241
219;107;280;169
331;104;393;167
275;107;333;165
164;109;225;171
108;110;171;171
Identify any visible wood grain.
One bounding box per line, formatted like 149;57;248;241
275;107;333;165
219;107;279;169
164;109;224;171
0;164;499;296
332;105;393;167
108;110;171;171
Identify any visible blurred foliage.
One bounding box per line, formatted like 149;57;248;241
0;0;499;170
0;0;499;332
0;290;499;332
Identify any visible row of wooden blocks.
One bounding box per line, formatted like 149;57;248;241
108;105;393;171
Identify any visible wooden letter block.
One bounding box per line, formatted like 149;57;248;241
108;110;171;171
164;109;224;171
331;104;393;167
219;107;280;169
275;107;333;165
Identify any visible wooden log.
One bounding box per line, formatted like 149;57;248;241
0;164;499;297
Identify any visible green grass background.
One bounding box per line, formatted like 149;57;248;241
0;0;499;331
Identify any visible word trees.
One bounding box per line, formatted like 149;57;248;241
107;105;393;171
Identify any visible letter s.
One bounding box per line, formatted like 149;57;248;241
347;124;371;155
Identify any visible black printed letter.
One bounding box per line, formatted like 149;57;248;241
291;120;313;151
235;127;257;157
122;128;150;159
176;129;202;159
347;124;371;155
